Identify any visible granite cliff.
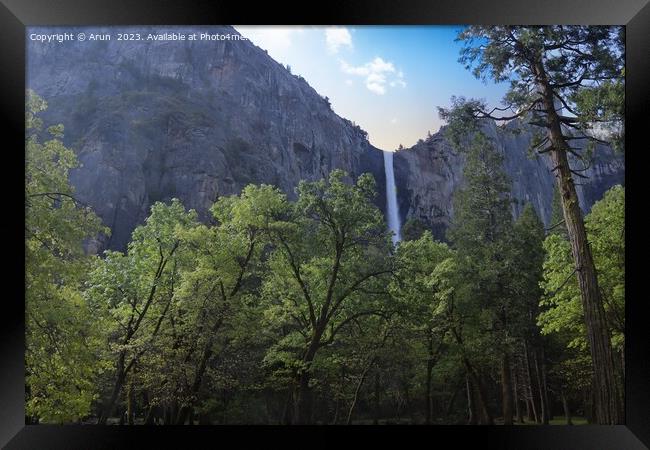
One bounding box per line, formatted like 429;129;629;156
27;26;386;250
394;119;624;240
27;25;624;250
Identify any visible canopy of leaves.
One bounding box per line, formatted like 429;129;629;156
25;90;109;422
538;185;624;353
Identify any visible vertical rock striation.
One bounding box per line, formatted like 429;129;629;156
27;26;386;251
394;119;624;241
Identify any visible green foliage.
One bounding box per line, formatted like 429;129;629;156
510;204;546;338
437;96;487;151
26;76;622;424
439;129;551;419
85;199;199;421
586;186;625;348
446;26;624;153
571;76;624;151
159;185;286;412
447;27;624;423
538;235;584;346
25;90;109;422
260;170;393;383
388;232;456;416
538;185;625;353
400;217;428;242
447;133;514;317
392;231;453;326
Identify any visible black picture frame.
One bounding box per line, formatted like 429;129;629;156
1;1;647;448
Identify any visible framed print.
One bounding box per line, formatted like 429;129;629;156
1;0;648;448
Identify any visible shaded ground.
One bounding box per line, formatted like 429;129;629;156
96;415;588;425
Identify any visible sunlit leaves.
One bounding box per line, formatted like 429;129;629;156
25;91;108;423
538;185;625;353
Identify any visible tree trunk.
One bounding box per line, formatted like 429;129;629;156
513;363;523;424
170;400;178;426
533;348;548;424
127;380;135;425
293;326;326;424
175;329;219;425
331;365;344;424
198;411;211;425
445;384;461;419
404;384;416;424
98;352;126;425
332;396;340;425
561;390;573;425
540;345;553;423
294;340;322;425
425;334;435;424
465;364;492;425
281;389;293;425
294;369;314;424
621;349;625;379
501;352;514;425
535;60;623;424
346;361;373;425
373;372;380;425
475;373;493;425
466;375;477;425
452;327;492;425
144;405;156;425
523;340;539;423
221;388;229;425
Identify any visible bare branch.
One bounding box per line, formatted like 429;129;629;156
275;232;317;328
570;169;589;179
327;269;392;321
27;192;92;209
543;268;579;299
537;145;555;154
565;134;611;146
476;98;542;122
545;219;566;232
550;68;588;89
320;310;387;347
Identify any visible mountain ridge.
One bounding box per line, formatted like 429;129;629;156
27;25;387;251
26;25;624;249
395;118;624;240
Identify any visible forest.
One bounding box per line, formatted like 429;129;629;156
25;26;624;425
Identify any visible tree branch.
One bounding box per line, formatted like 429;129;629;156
276;233;317;328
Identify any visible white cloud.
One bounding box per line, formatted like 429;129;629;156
325;27;353;54
367;84;385;95
234;26;304;61
345;79;353;86
340;57;405;95
390;117;398;124
390;70;407;88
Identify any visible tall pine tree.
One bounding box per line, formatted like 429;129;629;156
447;132;516;425
440;26;624;423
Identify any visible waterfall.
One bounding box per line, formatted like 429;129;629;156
383;150;402;245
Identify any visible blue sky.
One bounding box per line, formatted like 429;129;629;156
235;26;509;150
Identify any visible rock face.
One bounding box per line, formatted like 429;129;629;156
27;26;386;251
27;25;624;250
394;119;625;241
